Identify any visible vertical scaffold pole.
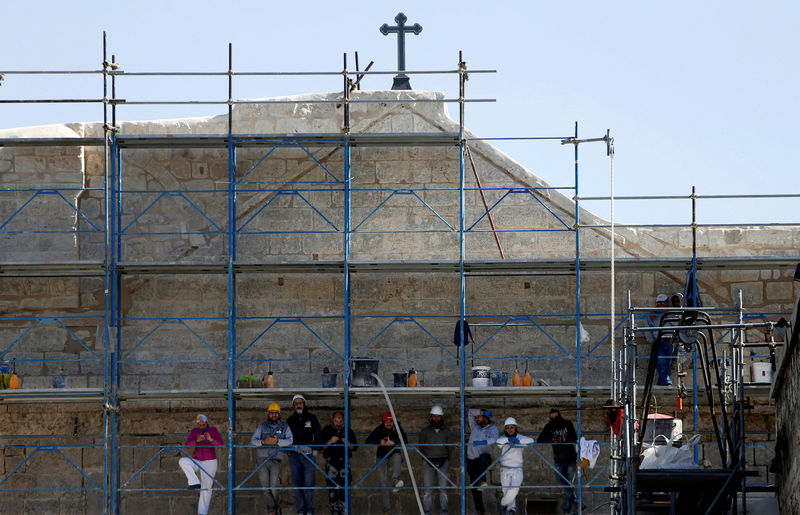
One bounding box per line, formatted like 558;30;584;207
573;121;583;512
458;50;467;515
624;290;637;514
226;42;237;515
342;52;353;515
108;30;123;514
112;118;122;515
102;30;111;515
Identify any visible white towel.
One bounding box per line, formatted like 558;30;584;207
580;437;600;469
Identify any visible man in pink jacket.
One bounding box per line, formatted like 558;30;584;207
179;414;224;515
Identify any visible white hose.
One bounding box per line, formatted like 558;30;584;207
370;372;424;514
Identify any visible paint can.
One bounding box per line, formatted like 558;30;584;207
471;366;491;387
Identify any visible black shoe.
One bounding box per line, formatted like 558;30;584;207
188;484;201;490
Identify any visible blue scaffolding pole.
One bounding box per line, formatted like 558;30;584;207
574;122;584;512
458;51;468;515
226;42;237;515
102;34;112;514
342;53;353;515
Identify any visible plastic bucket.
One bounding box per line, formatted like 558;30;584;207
321;373;337;388
471;366;491;387
393;372;408;387
53;375;66;389
491;370;508;387
751;362;772;383
351;359;379;387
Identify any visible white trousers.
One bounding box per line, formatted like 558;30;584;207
179;457;218;515
500;467;523;511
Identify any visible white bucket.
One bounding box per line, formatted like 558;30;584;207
751;362;772;383
471;366;491;387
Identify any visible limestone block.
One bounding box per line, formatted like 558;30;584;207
766;281;794;301
13;155;48;174
24;498;60;514
375;160;430;185
730;281;764;305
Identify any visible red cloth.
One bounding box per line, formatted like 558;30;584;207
606;409;624;436
185;426;223;461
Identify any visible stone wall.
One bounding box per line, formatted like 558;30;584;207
1;90;797;513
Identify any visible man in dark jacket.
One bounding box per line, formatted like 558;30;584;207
366;411;409;515
287;394;322;515
321;411;358;514
419;405;454;515
537;409;578;514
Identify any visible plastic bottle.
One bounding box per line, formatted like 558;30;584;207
407;368;418;387
522;370;532;387
9;359;19;389
512;369;522;387
265;371;275;388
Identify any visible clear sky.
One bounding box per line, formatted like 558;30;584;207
2;1;798;225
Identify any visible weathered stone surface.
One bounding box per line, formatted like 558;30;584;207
1;90;797;513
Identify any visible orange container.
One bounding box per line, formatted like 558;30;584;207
512;370;522;387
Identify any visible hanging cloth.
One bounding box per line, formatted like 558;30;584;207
453;319;474;347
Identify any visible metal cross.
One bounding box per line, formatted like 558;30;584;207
379;12;422;90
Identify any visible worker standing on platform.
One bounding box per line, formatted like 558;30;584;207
178;414;223;515
646;293;674;385
251;402;293;515
287;394;322;515
366;411;409;515
495;417;534;514
321;410;358;514
418;404;454;515
537;409;578;514
467;408;500;515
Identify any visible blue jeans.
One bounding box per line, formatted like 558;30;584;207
289;452;317;513
467;454;491;514
656;339;674;385
555;460;577;512
422;457;449;515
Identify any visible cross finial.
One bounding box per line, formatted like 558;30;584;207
379;12;422;90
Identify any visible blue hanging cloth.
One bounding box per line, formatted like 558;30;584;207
684;256;702;308
453;319;473;347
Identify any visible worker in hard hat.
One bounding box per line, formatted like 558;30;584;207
178;414;224;515
418;404;455;515
366;411;409;515
321;410;358;514
646;293;675;385
495;417;534;514
286;394;322;515
467;408;500;515
537;409;578;514
251;402;293;515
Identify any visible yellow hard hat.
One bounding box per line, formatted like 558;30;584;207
267;403;281;413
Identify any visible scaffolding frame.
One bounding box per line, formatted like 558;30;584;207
611;290;786;514
1;34;796;515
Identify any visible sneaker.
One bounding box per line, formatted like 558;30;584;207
188;484;201;490
392;479;404;492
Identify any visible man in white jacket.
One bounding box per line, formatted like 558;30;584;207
494;417;534;514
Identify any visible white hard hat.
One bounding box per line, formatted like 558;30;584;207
504;417;518;427
430;405;444;416
292;394;306;403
